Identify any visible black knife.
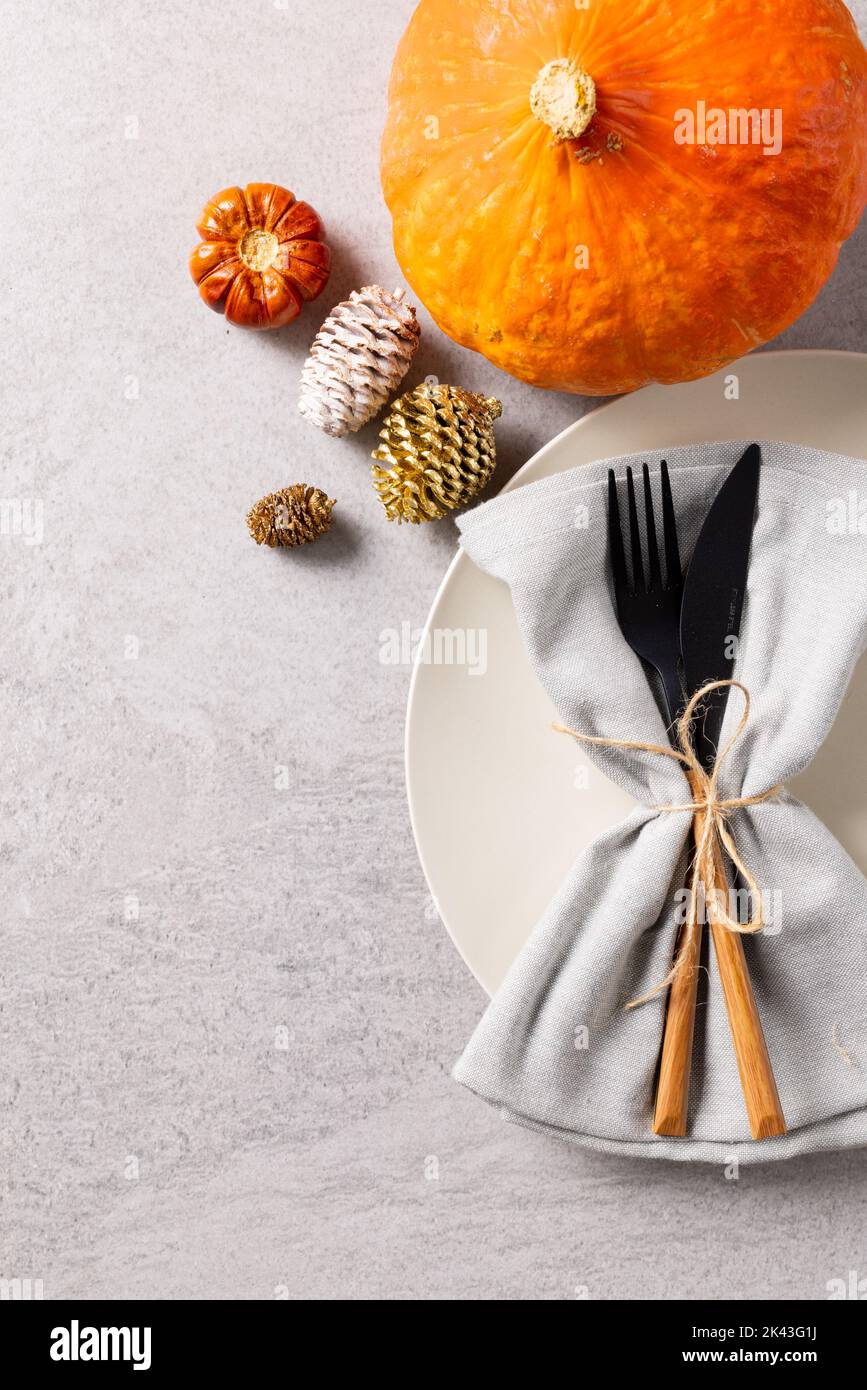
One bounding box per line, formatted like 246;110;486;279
680;442;761;768
676;440;785;1138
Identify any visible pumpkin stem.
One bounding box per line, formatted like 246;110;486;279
530;59;596;141
239;228;279;272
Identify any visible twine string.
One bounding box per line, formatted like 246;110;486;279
554;680;782;1008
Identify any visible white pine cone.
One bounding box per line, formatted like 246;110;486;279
298;286;421;437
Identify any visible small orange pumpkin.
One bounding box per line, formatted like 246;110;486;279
190;183;331;329
382;0;867;394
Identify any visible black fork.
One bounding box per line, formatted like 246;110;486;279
608;461;684;737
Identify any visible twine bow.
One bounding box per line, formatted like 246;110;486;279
555;680;782;1007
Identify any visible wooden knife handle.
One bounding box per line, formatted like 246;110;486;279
653;772;786;1140
709;916;786;1140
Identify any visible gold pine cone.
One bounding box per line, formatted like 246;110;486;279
247;484;336;548
371;383;502;524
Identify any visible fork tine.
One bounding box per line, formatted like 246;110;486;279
626;467;644;592
607;469;628;591
642;463;661;586
660;459;682;587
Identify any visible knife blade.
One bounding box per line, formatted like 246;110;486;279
680;442;761;767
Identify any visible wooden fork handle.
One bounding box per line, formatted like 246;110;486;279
652;919;701;1136
653;774;786;1140
653;773;713;1137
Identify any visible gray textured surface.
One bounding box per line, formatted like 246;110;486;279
2;0;867;1300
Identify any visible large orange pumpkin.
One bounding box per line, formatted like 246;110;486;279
381;0;867;395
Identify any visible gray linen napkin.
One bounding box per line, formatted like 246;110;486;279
454;440;867;1162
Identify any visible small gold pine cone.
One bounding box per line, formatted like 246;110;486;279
247;485;336;548
371;384;502;524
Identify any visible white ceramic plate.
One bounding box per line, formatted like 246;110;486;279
406;350;867;995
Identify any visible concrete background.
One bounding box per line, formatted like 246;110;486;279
2;0;867;1300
